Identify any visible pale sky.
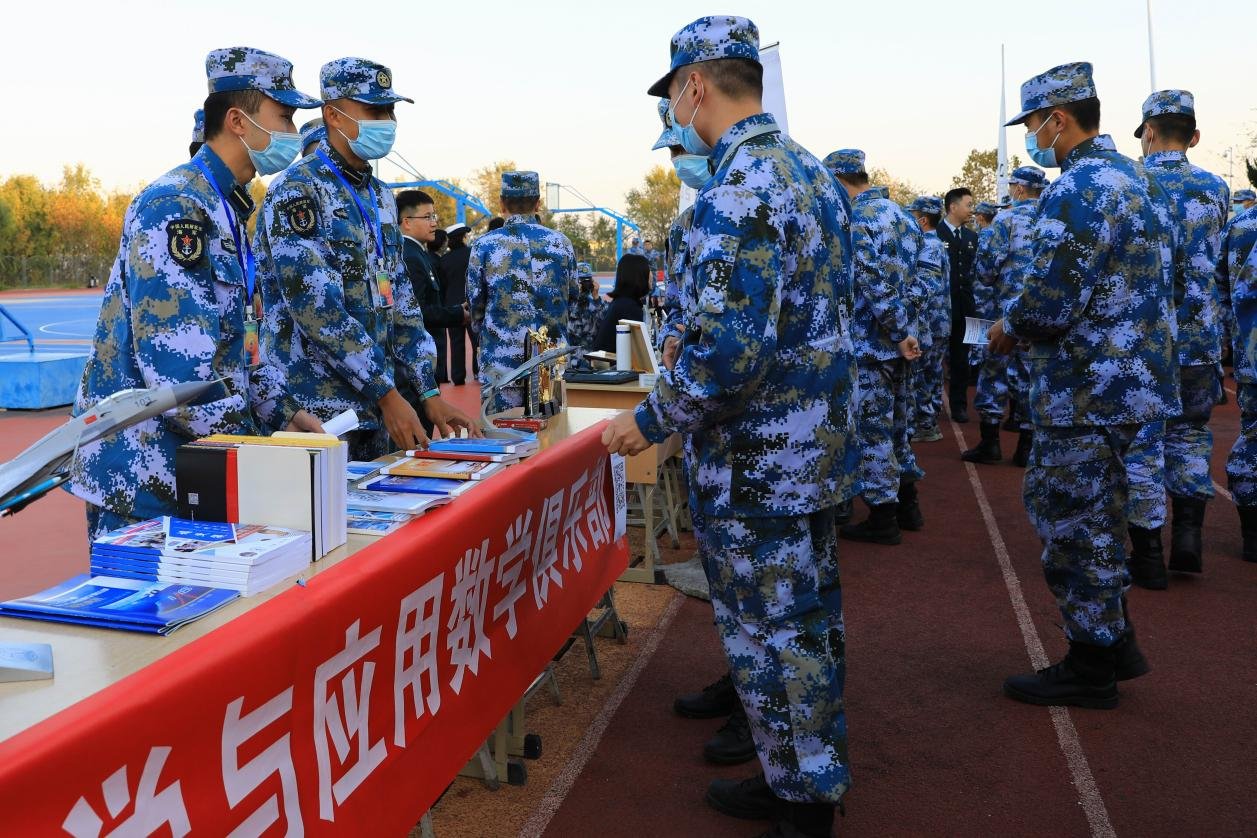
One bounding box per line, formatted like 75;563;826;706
2;0;1254;214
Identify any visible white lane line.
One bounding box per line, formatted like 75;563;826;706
518;591;686;838
1213;481;1234;503
946;415;1117;838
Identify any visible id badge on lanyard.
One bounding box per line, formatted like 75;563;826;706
195;159;261;368
243;289;262;368
372;257;394;310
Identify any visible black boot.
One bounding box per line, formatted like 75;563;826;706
834;499;853;526
706;772;779;821
1127;525;1168;590
674;671;738;719
961;420;1003;464
839;502;901;545
1168;495;1206;573
1003;640;1119;709
1238;505;1257;563
897;480;924;531
703;704;757;765
1002;399;1020;432
1113;627;1151;681
759;801;836;838
1012;429;1033;468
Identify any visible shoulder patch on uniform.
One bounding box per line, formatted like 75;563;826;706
282;196;318;237
167;219;206;268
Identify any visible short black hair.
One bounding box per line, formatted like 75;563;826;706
448;228;468;248
427;228;447;254
837;172;870;189
189;142;203;159
502;196;540;215
944;187;972;211
487;216;505;231
203;89;265;142
610;254;651;300
396;190;434;214
679;57;763;100
1145;113;1196;145
1047;96;1101;133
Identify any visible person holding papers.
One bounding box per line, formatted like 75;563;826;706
69;48;325;543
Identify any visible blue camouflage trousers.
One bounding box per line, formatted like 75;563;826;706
974;347;1031;427
1024;425;1136;647
895;363;923;484
699;508;850;804
855;359;904;504
1227;381;1257;506
1125;364;1220;527
912;343;945;431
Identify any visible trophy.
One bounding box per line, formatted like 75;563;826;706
524;326;566;418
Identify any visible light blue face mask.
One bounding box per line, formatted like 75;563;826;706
332;107;397;160
672;154;711;189
1234;203;1247;215
668;80;713;157
240;112;301;175
1025;115;1062;169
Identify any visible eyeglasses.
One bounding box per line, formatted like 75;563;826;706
405;213;439;222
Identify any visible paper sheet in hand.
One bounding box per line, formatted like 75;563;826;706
323;409;360;437
963;317;997;345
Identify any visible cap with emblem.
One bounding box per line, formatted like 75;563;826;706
908;195;944;215
191;109;205;144
652;98;682;151
1134;89;1195;138
1235;189;1256;203
647;15;761;97
823;149;866;176
577;262;594;277
1008;165;1048;188
445;222;470;236
320;57;414;104
205;47;321;109
975;202;998;217
1005;61;1097;127
299;118;326;150
501;171;540;199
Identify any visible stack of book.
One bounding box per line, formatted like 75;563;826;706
89;517;312;597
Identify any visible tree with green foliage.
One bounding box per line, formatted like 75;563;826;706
624;165;681;247
951;148;1023;205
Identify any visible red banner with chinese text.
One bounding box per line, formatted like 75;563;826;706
0;425;627;836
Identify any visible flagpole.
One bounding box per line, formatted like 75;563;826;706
1146;0;1158;92
996;44;1009;203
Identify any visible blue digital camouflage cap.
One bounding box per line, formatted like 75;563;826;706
205;47;321;108
191;109;205;144
652;98;682;151
1006;61;1097;126
908;195;943;215
647;15;761;97
975;201;998;217
320;57;414;104
577;261;594;277
299;118;326;150
501;170;540;199
823;149;866;176
1009;165;1048;188
1236;189;1257;202
1135;89;1195;138
998;195;1013;208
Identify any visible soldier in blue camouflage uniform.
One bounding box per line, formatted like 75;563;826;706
256;57;476;461
567;262;605;352
69;48;325;542
965;166;1046;467
604;17;859;836
907;196;951;444
828;149;923;545
991;62;1177;709
1121;90;1229;588
298;117;325;157
466;171;580;413
1227;231;1257;563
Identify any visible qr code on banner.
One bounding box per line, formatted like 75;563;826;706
610;454;627;540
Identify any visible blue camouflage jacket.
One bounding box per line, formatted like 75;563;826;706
69;145;299;520
1004;135;1180;426
974;200;1039;318
916;230;951;346
635;113;861;518
1223;205;1257;382
657;204;696;350
255;141;437;429
849;188;920;362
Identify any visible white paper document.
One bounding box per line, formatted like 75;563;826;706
963;317;997;346
323;409;360;437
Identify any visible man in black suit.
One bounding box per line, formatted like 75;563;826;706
936;187;978;422
397;190;468;394
441;223;476;385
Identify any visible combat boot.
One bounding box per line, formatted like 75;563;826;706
706;772;779;821
1003;640;1119;709
1127;525;1168;590
897;480;924;531
1012;429;1033;468
1113;627;1151;681
1002;399;1021;432
674;671;738;719
758;802;837;838
1238;505;1257;563
703;703;756;765
1168;495;1206;573
839;502;901;545
961;420;1003;464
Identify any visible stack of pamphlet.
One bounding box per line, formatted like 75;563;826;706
0;575;239;635
346;509;416;536
89;517;311;597
427;431;539;459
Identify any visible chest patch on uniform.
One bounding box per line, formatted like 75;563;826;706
167;220;206;267
283;196;318;237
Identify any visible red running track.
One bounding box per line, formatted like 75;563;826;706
543;384;1257;836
